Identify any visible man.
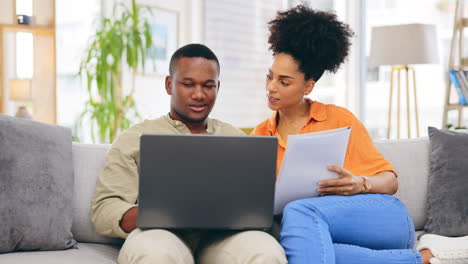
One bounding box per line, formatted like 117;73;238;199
91;44;287;264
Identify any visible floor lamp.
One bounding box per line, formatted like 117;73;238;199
369;24;439;139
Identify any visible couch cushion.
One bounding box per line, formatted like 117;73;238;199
424;127;468;236
0;243;119;264
0;114;77;253
71;143;123;245
374;138;430;230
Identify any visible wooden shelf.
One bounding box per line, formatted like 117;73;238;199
461;18;468;27
445;104;468;110
0;24;54;35
461;58;468;67
442;0;468;128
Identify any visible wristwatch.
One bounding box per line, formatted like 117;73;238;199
362;176;372;193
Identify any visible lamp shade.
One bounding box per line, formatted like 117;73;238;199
369;23;439;66
9;79;32;101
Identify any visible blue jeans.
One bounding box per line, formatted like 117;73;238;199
280;194;423;264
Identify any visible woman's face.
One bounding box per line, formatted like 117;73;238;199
266;53;314;111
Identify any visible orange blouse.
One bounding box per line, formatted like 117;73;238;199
251;99;395;178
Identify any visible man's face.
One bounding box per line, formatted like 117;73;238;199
166;57;220;124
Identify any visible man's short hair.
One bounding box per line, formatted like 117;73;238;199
169;43;220;76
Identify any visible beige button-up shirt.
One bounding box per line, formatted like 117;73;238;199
91;114;245;238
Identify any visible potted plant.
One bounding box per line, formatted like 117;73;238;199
77;0;153;143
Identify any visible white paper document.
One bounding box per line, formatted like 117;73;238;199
274;127;351;214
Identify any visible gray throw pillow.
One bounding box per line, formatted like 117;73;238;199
0;114;77;252
424;126;468;236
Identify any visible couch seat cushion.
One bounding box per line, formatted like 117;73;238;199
0;243;120;264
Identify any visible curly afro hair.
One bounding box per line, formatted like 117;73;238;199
268;4;354;81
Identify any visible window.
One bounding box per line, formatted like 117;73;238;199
15;0;33;79
16;32;33;79
204;0;284;127
16;0;32;16
56;0;101;137
204;0;352;127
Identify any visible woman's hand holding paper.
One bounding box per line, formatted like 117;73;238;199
317;165;365;196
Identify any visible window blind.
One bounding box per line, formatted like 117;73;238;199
204;0;283;128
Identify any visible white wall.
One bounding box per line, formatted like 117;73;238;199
0;0;15;24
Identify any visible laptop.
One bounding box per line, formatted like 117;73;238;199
137;134;278;230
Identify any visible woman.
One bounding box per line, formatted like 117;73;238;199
252;5;465;264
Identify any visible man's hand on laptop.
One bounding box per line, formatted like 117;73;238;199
120;207;138;233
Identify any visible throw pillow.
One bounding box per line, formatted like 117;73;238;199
0;114;77;253
424;126;468;236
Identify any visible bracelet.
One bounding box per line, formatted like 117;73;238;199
362;176;372;193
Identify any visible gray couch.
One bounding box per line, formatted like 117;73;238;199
0;138;430;263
